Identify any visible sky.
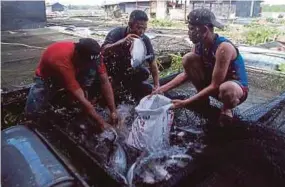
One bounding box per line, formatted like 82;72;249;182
46;0;285;6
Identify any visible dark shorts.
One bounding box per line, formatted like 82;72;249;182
203;67;248;105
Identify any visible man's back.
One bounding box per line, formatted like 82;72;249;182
36;42;75;79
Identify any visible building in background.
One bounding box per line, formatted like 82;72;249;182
1;0;46;31
103;0;183;19
189;0;264;18
103;0;264;20
51;2;65;12
103;0;151;15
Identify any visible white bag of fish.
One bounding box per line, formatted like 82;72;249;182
130;38;147;68
127;94;174;152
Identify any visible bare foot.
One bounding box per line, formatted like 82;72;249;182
219;109;233;127
221;109;233;118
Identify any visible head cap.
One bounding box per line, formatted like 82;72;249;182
188;8;224;29
77;38;100;56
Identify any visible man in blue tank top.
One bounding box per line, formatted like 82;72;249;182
152;8;249;124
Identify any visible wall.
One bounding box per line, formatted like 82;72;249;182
190;2;237;18
156;0;167;19
1;1;46;31
124;2;150;14
190;1;262;18
169;8;185;20
236;1;261;17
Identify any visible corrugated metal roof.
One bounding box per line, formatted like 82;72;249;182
188;0;264;2
103;0;264;6
103;0;150;6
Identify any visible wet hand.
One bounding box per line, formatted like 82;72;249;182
102;122;113;131
153;84;160;92
110;111;119;125
171;99;187;109
148;87;163;98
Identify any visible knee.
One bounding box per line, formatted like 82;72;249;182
182;52;201;70
219;82;243;108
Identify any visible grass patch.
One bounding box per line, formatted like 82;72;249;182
216;23;285;46
278;63;285;72
159;54;183;77
262;4;285;12
149;19;186;29
244;24;281;45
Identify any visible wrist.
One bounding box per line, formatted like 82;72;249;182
110;109;117;114
184;98;192;106
160;85;167;93
154;82;159;88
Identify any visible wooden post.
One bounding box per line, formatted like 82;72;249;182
136;0;138;9
228;0;232;19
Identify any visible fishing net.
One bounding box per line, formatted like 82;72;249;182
1;75;285;187
162;87;285;187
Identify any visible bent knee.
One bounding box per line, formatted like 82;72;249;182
182;52;202;70
219;81;244;108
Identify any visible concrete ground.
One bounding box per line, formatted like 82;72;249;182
1;28;81;90
1;22;190;90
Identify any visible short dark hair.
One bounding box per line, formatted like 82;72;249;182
129;10;149;23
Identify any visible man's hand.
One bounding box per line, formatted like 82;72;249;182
153;83;160;92
149;86;164;98
171;99;187;109
102;122;113;130
110;111;119;125
120;34;139;46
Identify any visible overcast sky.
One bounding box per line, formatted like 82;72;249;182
46;0;285;6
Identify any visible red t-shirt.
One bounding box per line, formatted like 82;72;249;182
36;42;106;91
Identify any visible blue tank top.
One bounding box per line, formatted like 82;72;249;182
195;35;248;87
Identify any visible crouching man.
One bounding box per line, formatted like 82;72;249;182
25;38;118;130
152;9;249;124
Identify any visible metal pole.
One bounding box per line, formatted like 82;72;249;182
250;0;254;17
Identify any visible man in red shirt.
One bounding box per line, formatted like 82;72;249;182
25;38;118;131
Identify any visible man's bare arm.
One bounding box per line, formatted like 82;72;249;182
71;88;107;128
210;43;236;86
54;63;108;129
149;60;160;88
99;73;116;113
